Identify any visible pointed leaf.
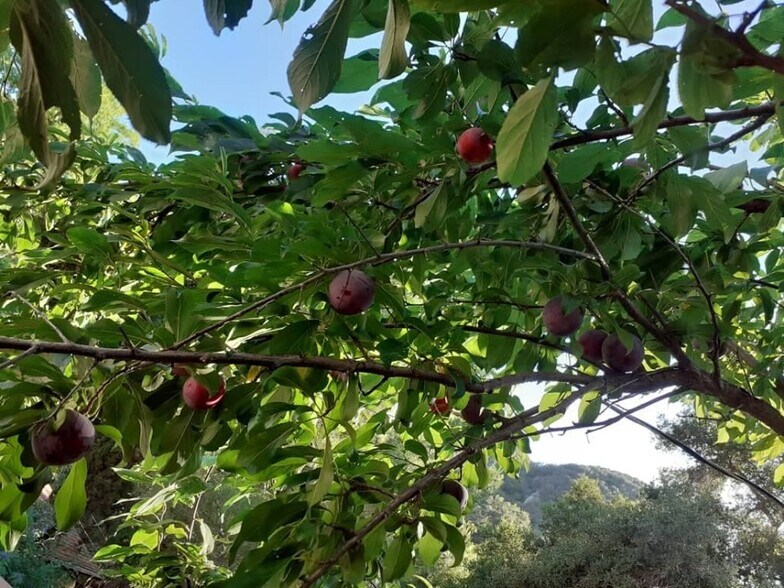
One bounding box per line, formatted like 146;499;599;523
287;0;356;114
308;436;333;505
203;0;253;35
607;0;653;42
54;458;87;531
10;0;81;165
70;33;102;118
382;533;413;582
497;76;557;185
71;0;172;144
379;0;410;79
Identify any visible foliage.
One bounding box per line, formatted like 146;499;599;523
0;513;71;588
498;462;643;526
0;0;782;586
430;475;782;588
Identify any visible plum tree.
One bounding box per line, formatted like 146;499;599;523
328;269;375;315
440;479;469;510
456;128;494;164
578;330;608;364
182;376;226;410
542;297;584;337
602;334;644;373
31;410;95;466
1;1;784;585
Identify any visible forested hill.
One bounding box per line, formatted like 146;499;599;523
501;463;645;526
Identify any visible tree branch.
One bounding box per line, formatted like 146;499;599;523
170;239;595;350
542;162;690;364
664;1;784;75
0;335;592;394
551;101;779;151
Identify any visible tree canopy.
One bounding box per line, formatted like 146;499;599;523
0;0;784;585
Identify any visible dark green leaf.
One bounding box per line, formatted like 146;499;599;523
287;0;357;114
378;0;409;79
203;0;253;34
71;0;172;143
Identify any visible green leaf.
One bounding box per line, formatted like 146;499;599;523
236;422;297;468
203;0;253;34
266;0;300;26
308;436;333;505
230;499;308;561
70;33;102;119
54;458;87;531
333;50;380;94
578;392;602;424
268;320;320;354
117;0;152;28
631;75;670;147
704;162;748;194
607;0;653;42
165;289;199;341
515;0;605;70
414;182;447;229
774;462;784;486
497;76;557;186
773;73;784;135
678;19;734;118
71;0;172;144
199;519;215;556
287;0;357;114
130;528;159;550
444;523;465;566
379;0;409;79
10;0;81;165
66;226;112;259
382;533;413;582
417;531;443;566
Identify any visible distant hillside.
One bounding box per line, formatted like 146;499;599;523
500;463;644;527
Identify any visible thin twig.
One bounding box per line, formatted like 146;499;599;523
48;359;99;419
8;292;70;343
605;401;784;511
627;114;772;202
0;346;38;370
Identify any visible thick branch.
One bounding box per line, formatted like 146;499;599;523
0;335;590;393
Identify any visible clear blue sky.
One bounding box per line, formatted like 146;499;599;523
140;1;376;161
137;1;765;483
